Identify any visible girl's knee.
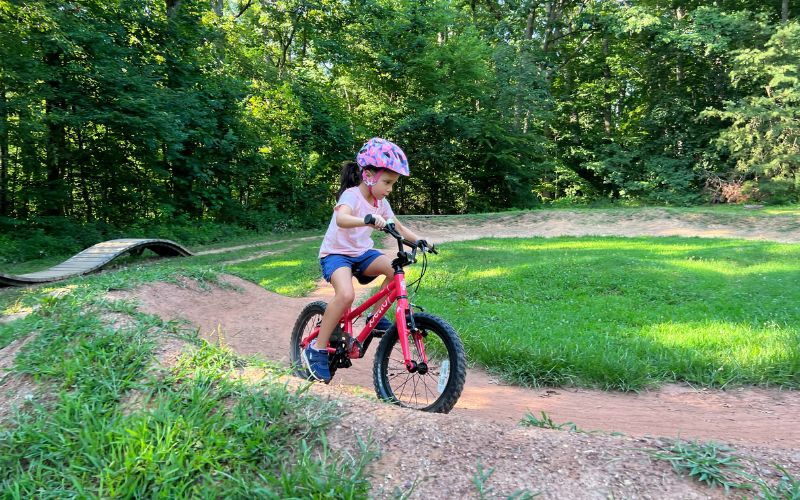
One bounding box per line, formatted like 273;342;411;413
334;288;355;304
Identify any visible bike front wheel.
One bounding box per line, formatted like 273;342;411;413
372;312;466;413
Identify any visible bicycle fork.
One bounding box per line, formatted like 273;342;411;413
393;272;429;374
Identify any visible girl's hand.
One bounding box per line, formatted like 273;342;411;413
416;239;435;252
364;214;387;229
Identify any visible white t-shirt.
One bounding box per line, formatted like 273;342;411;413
319;186;395;258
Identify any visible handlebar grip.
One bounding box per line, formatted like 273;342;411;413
364;214;375;226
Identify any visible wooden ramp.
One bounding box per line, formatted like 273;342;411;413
0;239;192;287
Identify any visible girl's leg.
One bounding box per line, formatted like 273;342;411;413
362;255;395;318
315;267;355;349
362;254;394;286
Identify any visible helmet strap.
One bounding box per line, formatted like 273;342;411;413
361;169;382;208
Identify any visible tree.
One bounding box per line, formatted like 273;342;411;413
704;21;800;201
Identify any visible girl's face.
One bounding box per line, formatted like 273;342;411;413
365;169;400;199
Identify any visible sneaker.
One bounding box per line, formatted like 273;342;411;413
367;313;393;333
302;344;331;382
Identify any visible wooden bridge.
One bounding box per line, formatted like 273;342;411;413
0;239;192;287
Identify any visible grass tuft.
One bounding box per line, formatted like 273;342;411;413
751;465;800;499
651;440;749;492
519;411;580;432
472;461;540;499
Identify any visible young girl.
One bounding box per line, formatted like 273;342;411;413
304;137;433;382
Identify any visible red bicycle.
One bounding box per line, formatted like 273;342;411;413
290;220;466;413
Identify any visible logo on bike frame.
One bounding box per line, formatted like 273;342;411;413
368;297;394;329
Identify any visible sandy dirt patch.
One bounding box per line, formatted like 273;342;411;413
398;208;800;245
0;335;38;423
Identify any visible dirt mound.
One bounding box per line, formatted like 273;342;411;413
108;210;800;496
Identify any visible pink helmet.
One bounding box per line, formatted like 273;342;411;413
356;138;409;176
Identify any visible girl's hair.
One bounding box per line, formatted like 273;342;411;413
337;161;378;199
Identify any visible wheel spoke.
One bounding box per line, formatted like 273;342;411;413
396;373;412;401
419;373;436;401
386;333;442;407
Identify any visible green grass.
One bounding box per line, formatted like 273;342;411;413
0;317;27;349
752;465;800;499
652;440;749;492
6;226;800;392
519;411;580;432
224;239;323;296
2;217;799;495
408;236;800;390
471;462;539;499
188;229;321;252
0;267;373;496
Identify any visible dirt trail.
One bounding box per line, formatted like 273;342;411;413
124;274;800;450
109;209;800;497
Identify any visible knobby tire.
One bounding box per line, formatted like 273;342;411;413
372;312;466;413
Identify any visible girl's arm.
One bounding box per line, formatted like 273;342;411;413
335;205;374;228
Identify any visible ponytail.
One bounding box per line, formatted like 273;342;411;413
337;161;361;200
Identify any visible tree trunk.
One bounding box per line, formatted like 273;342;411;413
44;50;66;216
783;0;789;22
17;107;37;219
675;7;685;84
166;0;182;18
429;173;439;214
0;82;8;216
602;35;612;136
542;0;564;52
518;4;540;131
211;0;223;17
164;0;201;217
8;144;17;217
525;6;537;41
76;128;93;221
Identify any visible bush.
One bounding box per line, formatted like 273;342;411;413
742;178;798;205
757;178;798;205
0;217;105;264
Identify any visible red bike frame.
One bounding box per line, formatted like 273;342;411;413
300;269;427;372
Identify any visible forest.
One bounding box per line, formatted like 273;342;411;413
0;0;798;235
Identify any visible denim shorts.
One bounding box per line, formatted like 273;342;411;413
320;249;384;285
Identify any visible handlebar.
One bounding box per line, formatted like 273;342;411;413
364;215;437;255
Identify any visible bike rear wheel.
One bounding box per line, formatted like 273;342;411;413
289;301;328;378
372;312;466;413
